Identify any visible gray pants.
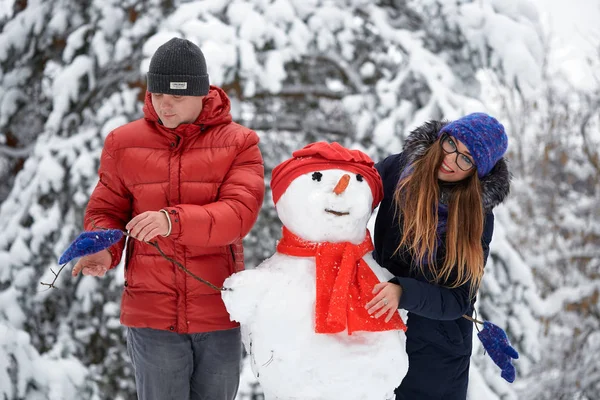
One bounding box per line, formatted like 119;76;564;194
126;326;242;400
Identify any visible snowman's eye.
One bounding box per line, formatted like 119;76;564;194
312;172;323;182
356;174;364;182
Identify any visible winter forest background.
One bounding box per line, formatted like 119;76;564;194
0;0;598;399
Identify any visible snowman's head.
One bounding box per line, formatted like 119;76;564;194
271;142;383;244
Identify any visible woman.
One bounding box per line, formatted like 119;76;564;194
366;113;510;399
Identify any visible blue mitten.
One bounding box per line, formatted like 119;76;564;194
477;321;519;383
59;229;124;264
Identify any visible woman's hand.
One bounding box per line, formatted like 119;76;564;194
365;282;402;322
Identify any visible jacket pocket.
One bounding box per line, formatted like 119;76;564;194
436;320;465;347
407;315;470;356
229;245;236;274
124;238;134;287
229;241;245;273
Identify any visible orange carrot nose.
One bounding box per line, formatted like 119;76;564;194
333;174;351;195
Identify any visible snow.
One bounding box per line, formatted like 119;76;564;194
230;3;268;46
142;31;181;59
264;0;296;23
200;40;238;86
0;320;87;400
459;1;543;97
468;366;502;400
46;55;96;132
63;25;91;63
96;2;126;39
163;0;229;30
47;8;69;35
0;287;27;327
372;116;396;149
9;236;32;267
0;89;22;125
263;51;286;94
37;154;65;194
2;67;34;91
288;19;312;54
29;201;62;254
531;0;600;91
114;37;133;62
91;31;111;68
0;2;46;61
0;0;15;19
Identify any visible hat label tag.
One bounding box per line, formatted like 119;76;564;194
170;82;188;90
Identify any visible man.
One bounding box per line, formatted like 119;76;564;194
72;37;265;400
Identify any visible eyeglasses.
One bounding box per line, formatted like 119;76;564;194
439;134;475;171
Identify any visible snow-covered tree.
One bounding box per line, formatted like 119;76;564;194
482;24;600;398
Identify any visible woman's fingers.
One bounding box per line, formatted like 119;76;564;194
367;283;394;314
385;307;396;323
366;282;390;312
366;282;402;319
365;292;385;312
374;302;390;319
366;295;392;316
372;282;386;294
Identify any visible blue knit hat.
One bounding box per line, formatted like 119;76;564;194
438;113;508;178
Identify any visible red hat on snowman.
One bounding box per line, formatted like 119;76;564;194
270;142;384;209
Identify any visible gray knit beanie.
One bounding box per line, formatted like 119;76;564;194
147;38;210;96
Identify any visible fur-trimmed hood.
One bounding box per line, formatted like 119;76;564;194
402;120;511;211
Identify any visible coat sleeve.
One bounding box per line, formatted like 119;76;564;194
392;212;495;320
163;130;265;247
83;132;133;269
375;153;399;182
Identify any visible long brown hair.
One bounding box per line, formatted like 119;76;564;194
393;140;485;294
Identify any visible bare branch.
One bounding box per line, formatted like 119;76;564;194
90;221;225;291
42;220;227;292
252;85;348;100
145;241;226;292
308;54;367;93
554;251;600;261
247;117;349;136
40;264;67;290
0;143;33;158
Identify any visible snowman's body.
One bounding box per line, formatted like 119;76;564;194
223;162;409;400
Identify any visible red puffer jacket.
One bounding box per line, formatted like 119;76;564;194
84;86;265;333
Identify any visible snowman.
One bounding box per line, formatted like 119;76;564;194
222;142;408;400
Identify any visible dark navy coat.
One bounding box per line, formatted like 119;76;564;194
372;121;510;400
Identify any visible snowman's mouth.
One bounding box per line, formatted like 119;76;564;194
325;209;350;216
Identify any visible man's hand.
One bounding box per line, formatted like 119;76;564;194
72;249;112;277
365;282;402;322
126;211;170;242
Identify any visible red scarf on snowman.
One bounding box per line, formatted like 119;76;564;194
277;227;407;334
271;141;407;335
